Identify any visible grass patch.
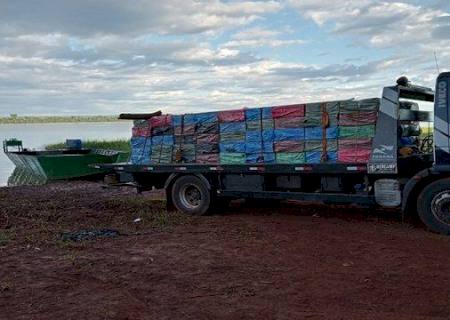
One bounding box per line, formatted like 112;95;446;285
45;139;131;152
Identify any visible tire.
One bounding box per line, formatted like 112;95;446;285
417;178;450;234
171;175;211;215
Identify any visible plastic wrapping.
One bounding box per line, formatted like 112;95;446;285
304;140;337;152
274;129;305;141
339;111;377;126
196;153;219;164
220;122;246;133
246;152;275;164
219;142;246;153
306;151;337;164
131;137;152;165
197;134;219;144
274;141;304;153
305;126;338;140
184;112;217;125
340;98;380;112
274;117;305;129
150;115;172;127
245;108;262;121
152;135;174;145
175;135;195;145
246;130;274;143
276;152;305;164
218;109;245;122
220;153;246;164
151;145;173;163
220;132;246;142
338;138;372;149
272;104;305;119
338;125;375;138
338;149;371;163
196;144;219;154
245;142;274;154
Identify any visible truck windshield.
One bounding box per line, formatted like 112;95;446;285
398;98;433;156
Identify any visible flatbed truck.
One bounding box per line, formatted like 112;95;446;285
98;72;450;235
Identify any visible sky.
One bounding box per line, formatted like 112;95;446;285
0;0;449;116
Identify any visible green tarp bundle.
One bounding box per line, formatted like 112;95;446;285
305;101;339;127
338;125;376;138
220;132;246;142
276;152;305;164
220;152;246;164
304;139;337;152
246;119;274;131
151;145;173;163
340;98;379;113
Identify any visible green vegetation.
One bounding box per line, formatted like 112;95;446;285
0;115;119;124
45;139;131;152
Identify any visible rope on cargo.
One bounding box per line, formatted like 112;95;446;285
321;103;329;162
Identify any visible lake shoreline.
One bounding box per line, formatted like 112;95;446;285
0;116;120;124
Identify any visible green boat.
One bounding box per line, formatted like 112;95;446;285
3;139;129;181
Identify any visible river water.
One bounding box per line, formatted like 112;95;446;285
0;122;132;186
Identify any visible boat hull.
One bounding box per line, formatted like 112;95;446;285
5;150;129;180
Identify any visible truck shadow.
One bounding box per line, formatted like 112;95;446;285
210;199;424;229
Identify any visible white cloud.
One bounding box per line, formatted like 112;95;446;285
223;26;305;48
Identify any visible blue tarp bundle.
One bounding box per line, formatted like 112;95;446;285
245;108;262;121
306;151;337;164
304;126;338;140
219;142;246;153
152;135;174;145
246;130;274;143
131;137;152;164
172;115;182;127
274;129;305;141
245;142;274;154
246;152;275;163
184;112;218;125
262;107;272;119
220;122;246;133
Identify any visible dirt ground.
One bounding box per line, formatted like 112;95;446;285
1;182;450;320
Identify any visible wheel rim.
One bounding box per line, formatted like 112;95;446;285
431;191;450;225
179;184;202;209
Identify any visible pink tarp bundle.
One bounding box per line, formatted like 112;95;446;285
274;141;305;153
196;153;219;164
272;104;305;119
274;117;305;129
338;149;371;163
132;126;152;137
218;109;245;122
338;138;372;163
338;111;377;126
150;114;172;127
338;138;372;149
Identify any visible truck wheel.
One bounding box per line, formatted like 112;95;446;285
171;175;211;215
417;178;450;234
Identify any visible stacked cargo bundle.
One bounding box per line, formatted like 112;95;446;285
150;115;173;163
272;104;305;164
303;102;339;163
219;109;247;164
129;98;380;165
337;98;379;163
244;108;275;164
130;119;152;165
